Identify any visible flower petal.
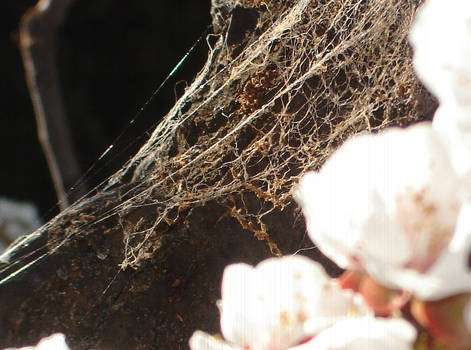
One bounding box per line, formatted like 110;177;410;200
410;0;471;106
219;256;370;349
433;104;471;185
295;123;460;279
300;318;416;350
5;334;70;350
413;200;471;300
189;331;240;350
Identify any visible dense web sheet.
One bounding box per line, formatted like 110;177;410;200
0;0;435;279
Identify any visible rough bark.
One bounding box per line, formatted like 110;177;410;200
0;1;436;349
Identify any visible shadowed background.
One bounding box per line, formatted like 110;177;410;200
1;0;210;220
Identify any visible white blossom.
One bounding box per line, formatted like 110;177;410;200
411;0;471;183
298;318;416;350
190;317;416;350
294;123;469;299
409;0;471;107
190;256;369;350
432;105;471;182
4;334;70;350
409;201;471;300
189;331;240;350
189;331;239;350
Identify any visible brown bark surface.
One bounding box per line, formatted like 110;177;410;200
0;1;436;349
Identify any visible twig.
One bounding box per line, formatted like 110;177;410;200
19;0;84;210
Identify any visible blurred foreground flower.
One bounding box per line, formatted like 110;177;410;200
189;256;415;350
190;317;416;350
411;0;471;187
410;0;471;108
300;317;415;350
294;123;471;300
4;334;70;350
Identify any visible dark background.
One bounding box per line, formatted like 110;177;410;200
1;1;211;221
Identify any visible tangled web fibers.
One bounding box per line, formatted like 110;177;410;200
37;0;436;270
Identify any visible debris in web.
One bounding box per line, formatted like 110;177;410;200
109;0;436;268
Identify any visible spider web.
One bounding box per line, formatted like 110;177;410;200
0;0;436;282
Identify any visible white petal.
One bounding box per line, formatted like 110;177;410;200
356;199;471;300
34;334;70;350
306;280;371;332
220;263;259;347
298;318;416;350
5;334;70;350
295;123;460;278
189;331;240;350
410;0;471;106
219;256;370;349
433;104;471;186
221;256;327;348
413;201;471;299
